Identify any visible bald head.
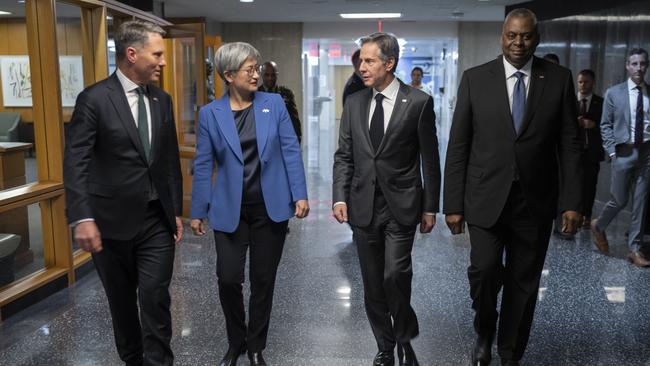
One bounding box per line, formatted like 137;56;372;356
262;61;278;89
501;8;540;69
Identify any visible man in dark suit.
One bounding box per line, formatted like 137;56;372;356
576;69;604;228
444;9;582;366
64;20;183;366
342;49;366;106
333;32;440;366
258;61;302;143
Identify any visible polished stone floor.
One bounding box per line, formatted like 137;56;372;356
1;170;650;365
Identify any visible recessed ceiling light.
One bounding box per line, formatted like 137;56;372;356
340;13;402;19
0;11;12;15
17;0;25;3
240;0;254;2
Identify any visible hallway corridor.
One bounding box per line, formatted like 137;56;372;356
1;169;649;365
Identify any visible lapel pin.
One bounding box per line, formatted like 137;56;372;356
262;108;270;113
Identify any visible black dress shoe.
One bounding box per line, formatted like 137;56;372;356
397;343;419;366
373;350;395;366
219;343;247;366
248;351;267;366
471;334;493;366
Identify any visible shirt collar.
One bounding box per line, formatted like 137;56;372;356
116;68;142;93
373;76;400;101
578;93;592;101
628;78;646;91
503;56;533;79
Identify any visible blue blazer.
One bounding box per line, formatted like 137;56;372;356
190;92;308;233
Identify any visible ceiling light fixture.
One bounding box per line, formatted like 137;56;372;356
340;13;402;19
240;0;254;2
0;11;12;15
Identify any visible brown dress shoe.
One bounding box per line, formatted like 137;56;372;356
627;252;650;267
590;219;609;253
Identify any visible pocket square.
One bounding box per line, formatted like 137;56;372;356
153;97;159;102
262;108;270;113
402;99;407;103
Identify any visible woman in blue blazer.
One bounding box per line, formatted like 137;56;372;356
190;42;309;366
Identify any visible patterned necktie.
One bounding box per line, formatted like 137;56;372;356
512;71;526;134
369;93;385;152
135;86;150;160
635;85;644;147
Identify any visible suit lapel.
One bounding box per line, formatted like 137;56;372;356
376;82;411;156
359;89;374;154
588;96;600;119
253;92;270;158
212;94;244;164
623;83;631;130
489;57;516;137
106;74;148;164
517;57;546;139
147;88;162;165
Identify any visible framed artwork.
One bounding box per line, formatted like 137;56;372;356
0;55;84;107
58;56;84;107
0;56;32;107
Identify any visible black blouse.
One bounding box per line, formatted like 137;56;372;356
233;105;264;205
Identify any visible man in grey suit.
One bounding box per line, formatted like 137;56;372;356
332;32;440;366
591;48;650;266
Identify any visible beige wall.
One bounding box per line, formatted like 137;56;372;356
457;22;502;85
222;23;303;120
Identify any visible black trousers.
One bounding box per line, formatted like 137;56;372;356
581;154;601;218
92;200;175;366
352;192;418;351
213;203;288;353
467;183;552;361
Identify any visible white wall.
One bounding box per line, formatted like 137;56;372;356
303;21;459;40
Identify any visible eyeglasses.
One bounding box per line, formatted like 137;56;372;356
231;64;262;77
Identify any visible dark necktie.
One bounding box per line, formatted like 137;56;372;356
579;98;588;117
135;86;150;160
635;85;644;147
369;93;385;152
512;71;526;134
580;98;589;148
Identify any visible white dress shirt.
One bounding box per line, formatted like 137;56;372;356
503;57;532;112
627;78;650;144
116;68;153;144
369;76;400;132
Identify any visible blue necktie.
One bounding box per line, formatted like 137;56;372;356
512;71;526;134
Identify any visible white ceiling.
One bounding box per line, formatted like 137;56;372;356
163;0;523;22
